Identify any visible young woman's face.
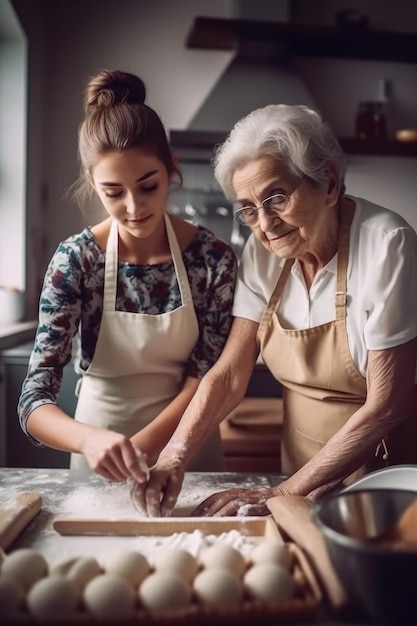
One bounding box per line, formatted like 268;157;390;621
91;147;173;237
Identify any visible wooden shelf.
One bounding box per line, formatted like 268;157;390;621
170;130;417;159
339;137;417;157
187;17;417;64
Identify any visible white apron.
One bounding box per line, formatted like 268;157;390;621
72;214;224;473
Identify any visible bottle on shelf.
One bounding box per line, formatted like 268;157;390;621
374;78;390;139
355;101;374;140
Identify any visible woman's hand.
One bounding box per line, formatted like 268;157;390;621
130;457;186;517
191;486;286;517
80;428;149;483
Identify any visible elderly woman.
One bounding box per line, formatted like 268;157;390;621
132;104;417;516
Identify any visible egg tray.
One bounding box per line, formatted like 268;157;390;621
2;517;322;625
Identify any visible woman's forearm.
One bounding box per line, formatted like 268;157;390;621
158;317;260;466
130;377;200;459
278;404;387;498
157;368;245;466
279;342;417;499
26;404;98;453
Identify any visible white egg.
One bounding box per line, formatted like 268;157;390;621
0;576;25;618
198;543;246;577
51;556;103;592
244;562;294;602
138;570;191;613
249;541;293;570
105;550;150;588
1;548;48;591
153;547;199;583
193;566;243;607
83;573;136;619
27;575;79;621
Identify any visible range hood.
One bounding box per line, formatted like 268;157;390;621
170;1;318;154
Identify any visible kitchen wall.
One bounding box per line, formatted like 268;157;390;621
9;0;417;317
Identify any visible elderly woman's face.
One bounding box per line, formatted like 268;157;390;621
232;155;337;259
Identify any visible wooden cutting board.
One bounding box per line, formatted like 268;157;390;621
267;494;348;612
0;491;42;551
52;515;280;537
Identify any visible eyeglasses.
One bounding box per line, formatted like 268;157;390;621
233;177;305;227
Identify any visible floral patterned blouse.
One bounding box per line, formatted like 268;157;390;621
18;224;237;438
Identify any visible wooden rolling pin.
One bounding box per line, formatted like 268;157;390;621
267;494;348;612
0;491;42;551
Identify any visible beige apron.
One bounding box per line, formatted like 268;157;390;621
258;203;417;485
72;214;224;473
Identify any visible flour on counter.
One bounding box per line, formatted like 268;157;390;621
2;470;275;567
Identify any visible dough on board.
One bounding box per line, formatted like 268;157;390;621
1;548;48;591
83;573;136;619
193;566;243;607
249;540;293;570
244;562;295;602
26;575;79;621
51;556;102;592
198;543;247;577
152;547;199;583
104;550;150;588
138;571;191;613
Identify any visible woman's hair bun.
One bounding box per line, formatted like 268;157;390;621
84;69;146;111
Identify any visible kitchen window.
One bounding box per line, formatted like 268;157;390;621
0;0;27;334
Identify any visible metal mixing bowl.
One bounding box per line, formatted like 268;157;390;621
312;488;417;625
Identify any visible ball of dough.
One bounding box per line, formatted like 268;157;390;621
83;573;136;619
193;567;243;607
138;571;191;613
198;544;246;577
249;541;293;570
0;576;25;619
66;557;103;592
105;550;150;588
26;575;79;621
1;548;48;591
153;548;198;583
244;562;294;603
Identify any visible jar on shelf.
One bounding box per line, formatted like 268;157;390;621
355;101;387;140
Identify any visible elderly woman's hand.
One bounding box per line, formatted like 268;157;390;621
191;484;288;517
130;457;186;517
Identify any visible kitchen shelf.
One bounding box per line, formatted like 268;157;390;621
187;16;417;64
170;130;417;159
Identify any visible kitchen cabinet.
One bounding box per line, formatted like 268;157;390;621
220;366;283;473
0;342;78;468
220;397;283;473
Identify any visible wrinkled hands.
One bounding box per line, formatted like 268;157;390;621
80;428;149;483
191;484;287;517
130;457;186;517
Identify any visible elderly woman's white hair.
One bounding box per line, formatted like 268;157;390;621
213;104;346;200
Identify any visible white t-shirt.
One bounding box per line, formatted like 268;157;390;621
233;196;417;377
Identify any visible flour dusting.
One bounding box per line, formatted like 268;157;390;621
1;469;277;567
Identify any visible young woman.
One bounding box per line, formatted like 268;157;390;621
18;69;237;482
